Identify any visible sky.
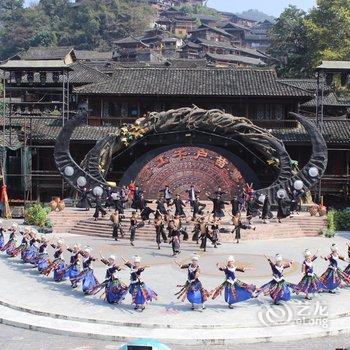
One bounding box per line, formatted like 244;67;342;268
206;0;316;17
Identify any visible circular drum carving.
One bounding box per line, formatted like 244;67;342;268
135;146;246;199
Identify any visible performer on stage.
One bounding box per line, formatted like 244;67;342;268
168;220;181;256
159;185;172;206
93;195;107;221
230;195;240;217
186;185;200;207
294;249;325;299
206;193;227;219
47;240;66;282
1;223;19;257
173;215;188;241
72;248;99;295
175;254;210;310
290;189;302;215
97;254;128;304
257;254;295;305
123;255;157;311
199;216;210;252
214;186;227;198
261;195;273;223
22;229;40;264
37;237;50;273
277;195;291;223
231;218;255;244
191;196;206;220
212;255;256;308
192;218;201;244
154;212;167;250
110;210;124;241
77;187;92;211
320;244;350;292
139;194;155;223
104;186;114;211
210;216;220;248
0;221;5;250
155;195;167;215
65;244;81;288
129;211;138;246
12;227;30;259
172;194;186;217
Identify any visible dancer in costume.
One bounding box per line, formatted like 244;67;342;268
212;255;255;308
154;212;167;250
199;216;210;252
65;244;81;288
1;223;19;257
110;211;124;241
22;229;40;264
123;255;157;311
72;248;99;295
159;185;172;206
186;185;200;208
277;194;291;223
44;240;66;282
173;215;188;241
155;195;167;215
93;195;107;221
129;211;138;246
320;244;350;292
11;226;30;259
139;195;155;223
175;254;210;310
231;218;255;244
257;254;295;305
0;220;4;250
261;195;273;223
206;192;228;219
344;243;350;276
37;237;50;273
191;196;206;220
172;194;186;217
77;187;92;211
294;249;325;299
168;220;181;256
209;216;220;248
96;254;128;304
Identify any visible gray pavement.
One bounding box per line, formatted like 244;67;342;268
1;323;350;350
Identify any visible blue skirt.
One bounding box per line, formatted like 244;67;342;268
187;280;209;305
320;267;350;290
53;261;67;282
82;269;99;294
259;279;295;303
65;265;80;281
129;282;157;305
37;254;49;273
0;235;4;249
22;246;38;264
224;281;255;304
106;279;128;304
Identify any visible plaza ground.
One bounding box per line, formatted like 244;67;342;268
0;224;350;348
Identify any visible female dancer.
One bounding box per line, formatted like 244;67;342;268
212;255;255;308
123;255;157;311
44;240;66;282
294;249;325;299
22;229;40;264
0;221;4;250
129;211;138;246
344;243;350;276
65;244;81;288
37;237;50;273
257;254;295;305
210;216;220;248
1;223;19;257
97;254;128;304
168;220;181;256
11;227;30;259
72;248;99;295
320;244;350;292
154;212;167;250
175;254;210;310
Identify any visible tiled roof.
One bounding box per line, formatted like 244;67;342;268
75;68;311;97
302;92;350;107
74;50;113;61
191;24;232;37
68;62;110;85
271;119;350;145
206;53;266;66
19;46;74;60
278;79;320;92
195;38;235;50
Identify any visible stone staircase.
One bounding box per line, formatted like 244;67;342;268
48;205;327;241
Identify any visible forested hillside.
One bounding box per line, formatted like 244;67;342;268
0;0;156;59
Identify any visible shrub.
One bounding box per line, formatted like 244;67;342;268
321;210;336;238
334;209;350;231
25;203;50;228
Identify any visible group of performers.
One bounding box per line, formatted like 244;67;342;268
1;221;350;310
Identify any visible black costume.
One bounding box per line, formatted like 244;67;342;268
155;198;167;215
277;197;291;221
192;199;206;219
208;196;227;218
140;198;155;221
93;197;107;219
77;189;92;209
173;198;186;217
261;196;273;220
168;227;181;255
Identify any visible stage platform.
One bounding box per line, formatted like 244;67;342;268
49;204;326;241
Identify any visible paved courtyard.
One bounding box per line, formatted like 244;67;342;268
0;224;350;348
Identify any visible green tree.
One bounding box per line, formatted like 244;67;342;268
268;6;312;78
305;0;350;64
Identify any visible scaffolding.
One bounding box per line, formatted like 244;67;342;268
0;59;72;205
